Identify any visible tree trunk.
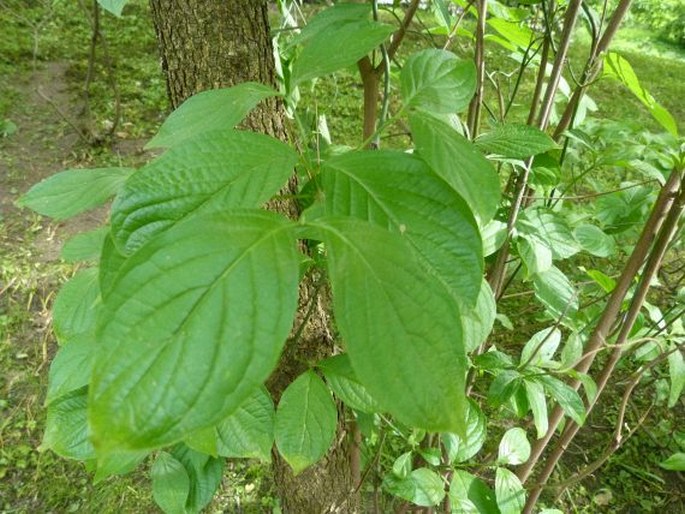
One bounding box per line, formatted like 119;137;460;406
147;1;358;512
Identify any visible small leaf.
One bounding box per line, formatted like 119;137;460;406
146;83;278;148
517;235;552;279
90;211;300;452
41;387;95;461
319;354;381;414
449;470;498;514
574;224;616;258
533;266;578;321
442;399;487;463
475;123;557;158
586;269;617;293
401;49;476;113
517;208;579;260
668;347;685;408
52;268;100;346
495;467;526;514
61;226;109;263
384;468;446;507
18;167;133;220
524;379;548;439
170;445;223;513
392;452;413;479
498;427;531;465
151;452;190;514
520;327;561;368
97;0;128;16
46;338;93;405
275;371;337;474
537;375;586;425
410;112;500;224
460;280;496;353
489;370;522;408
660;453;685;471
560;332;583;369
308;218;467;433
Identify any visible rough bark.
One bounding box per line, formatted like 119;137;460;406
147;1;358;511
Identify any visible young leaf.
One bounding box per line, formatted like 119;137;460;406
659;453;685;471
151;452;190;514
321;150;483;305
319;354;381;414
536;375;586;425
17;167;133;221
533;266;579;321
61;226;109;263
307;218;467;434
574;224;616;258
475;123;557;158
384;468;446;507
524;379;548;439
495;467;527;514
274;371;337;474
185;387;275;462
442;399;487;463
52;268;100;345
146;82;278;148
401;49;476;113
41;387;95;461
112;130;297;254
410;112;501;224
520;327;561;368
291;19;394;86
89;211;300;452
449;470;498;514
498;427;531;465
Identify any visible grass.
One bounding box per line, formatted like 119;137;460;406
0;1;683;513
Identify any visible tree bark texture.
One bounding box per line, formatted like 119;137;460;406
147;1;358;512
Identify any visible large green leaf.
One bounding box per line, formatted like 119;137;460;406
89;210;300;452
475;123;557;158
146;83;278;148
291;17;394;86
151;452;190;514
185;387;275;462
536;375;586;425
288;3;371;47
321;150;482;305
18;167;133;220
112;130;297;254
41;387;95;461
401;49;476;114
52;268;100;345
274;371;337;474
410;112;500;224
319;354;381;414
308;218;467;433
574;224;616;258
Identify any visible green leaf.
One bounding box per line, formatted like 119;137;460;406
536;375;586;425
308;218;467;433
17;167;133;221
517;235;552;279
449;470;498;514
560;332;583;369
291;19;394;86
489;370;522;408
495;467;526;514
487;18;536;50
46;338;93;405
498;427;531;465
392;452;413;479
384;468;446;507
113;130;297;254
604;53;678;137
586;269;617;293
401;49;476;113
319;354;381;414
668;347;685;408
146;83;278;148
321;150;483;305
460;279;496;353
185;387;275;461
410;112;501;224
524;379;548;439
521;327;561;368
61;226;109;263
89;210;300;452
275;371;337;474
52;268;100;346
517;208;579;260
93;451;147;483
574;224;616;258
170;445;223;513
99;233;126;300
533;266;578;321
442;399;487;463
289;3;371;47
660;453;685;471
151;452;190;514
97;0;127;16
476;124;557;158
41;387;95;461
